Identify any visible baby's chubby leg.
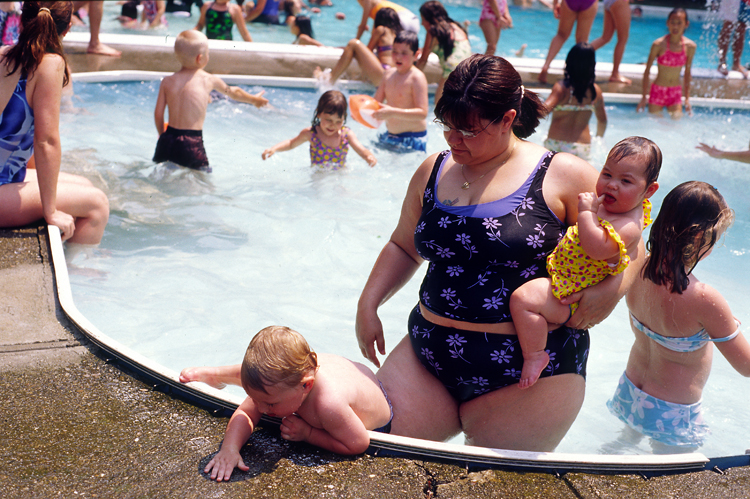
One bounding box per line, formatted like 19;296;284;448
510;277;572;389
179;364;242;390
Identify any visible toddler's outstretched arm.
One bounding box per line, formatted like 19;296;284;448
347;130;377;167
204;397;259;481
262;129;313;160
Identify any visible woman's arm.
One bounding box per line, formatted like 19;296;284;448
244;0;267;22
416;32;434;71
593;84;607;137
683;39;696;114
696;143;750;163
355;154;435;366
543;81;565;112
356;0;373;40
29;54;75;239
637;40;659;112
367;25;384;51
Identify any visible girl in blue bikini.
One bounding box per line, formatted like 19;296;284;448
610;181;750;449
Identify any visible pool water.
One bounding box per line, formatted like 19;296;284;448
64;80;750;457
79;0;746;71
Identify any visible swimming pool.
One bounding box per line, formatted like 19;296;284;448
62;76;750;458
79;0;745;71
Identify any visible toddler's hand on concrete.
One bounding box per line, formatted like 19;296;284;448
204;448;249;482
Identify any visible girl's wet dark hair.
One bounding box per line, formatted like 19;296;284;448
311;90;348;128
419;1;465;59
374;7;402;34
434;54;547;139
294;15;314;39
395;30;419;53
563;42;597;104
3;1;72;87
607;136;662;186
643;181;733;294
668;7;688;23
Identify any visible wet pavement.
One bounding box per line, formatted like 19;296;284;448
2;225;750;498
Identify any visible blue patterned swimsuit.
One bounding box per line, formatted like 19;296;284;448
409;150;590;402
0;76;34;186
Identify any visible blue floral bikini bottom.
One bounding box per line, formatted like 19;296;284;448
407;304;590;402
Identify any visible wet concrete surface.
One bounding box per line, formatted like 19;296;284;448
3;225;750;498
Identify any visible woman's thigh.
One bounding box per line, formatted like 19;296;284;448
574;2;598;42
377;335;462;441
460;373;585;451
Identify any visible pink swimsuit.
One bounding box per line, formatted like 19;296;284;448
649;38;686;107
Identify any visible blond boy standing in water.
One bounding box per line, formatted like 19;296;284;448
153;30;268;172
372;31;429;153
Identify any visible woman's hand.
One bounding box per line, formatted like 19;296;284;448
560;279;621;330
47;210;75;241
356;305;386;368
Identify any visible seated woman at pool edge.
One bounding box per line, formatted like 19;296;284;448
0;1;109;245
356;54;645;451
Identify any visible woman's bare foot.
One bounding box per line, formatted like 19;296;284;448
609;73;631;85
519;350;550;389
718;62;729;76
537;67;548;84
732;64;749;79
87;42;122;57
179;367;228;390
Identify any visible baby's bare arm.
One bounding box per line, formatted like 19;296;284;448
154;81;167;134
210;75;268;107
204;397;260;481
282;403;371;455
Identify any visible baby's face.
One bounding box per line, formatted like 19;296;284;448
246;381;308;418
596;156;650;214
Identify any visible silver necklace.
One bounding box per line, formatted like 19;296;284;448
460;141;516;190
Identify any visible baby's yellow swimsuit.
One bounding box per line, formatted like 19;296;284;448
546;199;652;314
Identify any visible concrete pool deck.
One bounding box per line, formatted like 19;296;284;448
3;225;750;497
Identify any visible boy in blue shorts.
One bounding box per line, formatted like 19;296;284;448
372;31;429;153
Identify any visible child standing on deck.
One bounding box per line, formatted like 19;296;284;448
195;0;253;42
637;8;695;119
479;0;512;55
372;31;429;153
609;181;750;449
153;30;267;172
179;326;394;481
262;90;377;170
510;137;661;389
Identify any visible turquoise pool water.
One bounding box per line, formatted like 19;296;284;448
78;0;745;71
64;79;750;457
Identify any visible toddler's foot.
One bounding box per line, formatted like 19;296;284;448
179;367;227;390
515;43;527;57
519;351;550;389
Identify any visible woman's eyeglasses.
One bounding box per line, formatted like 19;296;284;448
432;117;500;139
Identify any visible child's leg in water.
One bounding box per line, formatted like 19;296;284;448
510;277;572;389
179;364;242;390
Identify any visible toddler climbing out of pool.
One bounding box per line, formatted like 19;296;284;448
261;90;377;170
509;136;661;389
608;181;750;449
637;8;696;119
371;30;429;153
179;326;394;481
153;30;268;172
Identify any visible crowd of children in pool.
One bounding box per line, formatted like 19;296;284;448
141;3;750;479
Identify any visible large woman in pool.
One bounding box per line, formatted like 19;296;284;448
355;54;644;451
0;1;109;244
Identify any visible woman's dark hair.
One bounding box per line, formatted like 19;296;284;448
434;54;547;139
294;15;314;39
563;43;597;104
607;136;662;186
3;1;72;87
394;30;419;53
643;181;733;294
374;7;401;34
311;90;347;128
419;1;465;59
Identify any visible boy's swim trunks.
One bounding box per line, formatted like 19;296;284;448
153;126;211;172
